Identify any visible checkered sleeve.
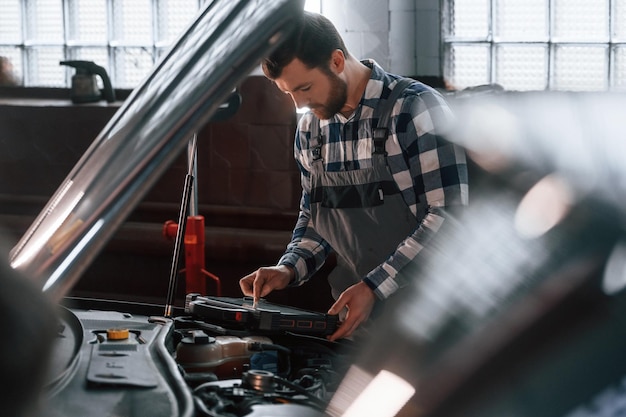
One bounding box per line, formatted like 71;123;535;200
363;86;469;299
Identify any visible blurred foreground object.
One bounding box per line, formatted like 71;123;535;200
0;257;57;417
328;91;626;417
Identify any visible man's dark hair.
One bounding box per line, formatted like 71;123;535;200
262;12;349;79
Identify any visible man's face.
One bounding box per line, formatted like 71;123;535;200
274;58;347;120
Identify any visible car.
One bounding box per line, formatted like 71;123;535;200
5;1;349;416
6;0;626;416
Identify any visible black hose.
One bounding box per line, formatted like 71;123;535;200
272;374;328;409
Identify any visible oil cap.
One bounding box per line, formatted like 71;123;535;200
107;328;130;340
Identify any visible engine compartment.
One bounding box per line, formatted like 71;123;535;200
39;299;351;417
175;315;349;417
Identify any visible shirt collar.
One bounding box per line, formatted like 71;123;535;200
361;59;392;101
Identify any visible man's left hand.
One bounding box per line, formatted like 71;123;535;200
327;281;376;341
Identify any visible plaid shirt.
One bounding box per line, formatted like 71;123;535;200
278;60;469;300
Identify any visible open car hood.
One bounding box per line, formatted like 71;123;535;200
8;0;304;302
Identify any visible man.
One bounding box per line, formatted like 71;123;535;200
240;12;468;341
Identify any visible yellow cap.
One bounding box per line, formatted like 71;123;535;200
107;328;130;340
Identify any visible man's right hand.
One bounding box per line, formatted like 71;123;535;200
239;265;294;301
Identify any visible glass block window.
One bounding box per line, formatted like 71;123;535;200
0;0;322;89
0;0;206;88
444;0;626;91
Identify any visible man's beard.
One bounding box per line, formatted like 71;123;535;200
310;71;347;120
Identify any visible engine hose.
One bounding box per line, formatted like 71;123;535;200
272;374;328;409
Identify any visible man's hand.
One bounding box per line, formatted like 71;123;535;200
327;281;376;342
239;265;294;301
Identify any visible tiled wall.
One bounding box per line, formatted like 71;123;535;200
0;76;302;240
0;76;336;311
142;76;301;213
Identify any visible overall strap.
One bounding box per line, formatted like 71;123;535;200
310;77;414;159
373;77;414;154
309;113;323;162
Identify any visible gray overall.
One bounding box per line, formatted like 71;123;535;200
308;79;419;303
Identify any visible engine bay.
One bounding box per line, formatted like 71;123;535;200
175;314;349;417
40;297;352;417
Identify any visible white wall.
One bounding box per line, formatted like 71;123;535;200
415;0;441;77
321;0;442;77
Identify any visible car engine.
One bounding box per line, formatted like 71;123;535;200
175;316;348;417
39;299;350;417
